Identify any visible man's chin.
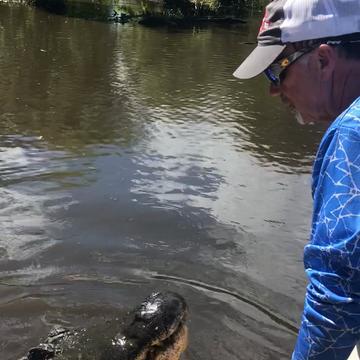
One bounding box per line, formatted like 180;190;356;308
294;111;306;125
283;98;315;125
294;111;314;125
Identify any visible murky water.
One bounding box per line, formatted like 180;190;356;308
0;3;327;359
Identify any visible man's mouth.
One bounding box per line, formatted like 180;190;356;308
280;95;294;110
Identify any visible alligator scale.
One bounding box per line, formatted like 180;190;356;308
21;292;188;360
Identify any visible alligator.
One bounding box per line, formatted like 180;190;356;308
21;291;188;360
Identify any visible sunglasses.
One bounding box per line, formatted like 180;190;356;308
264;47;315;86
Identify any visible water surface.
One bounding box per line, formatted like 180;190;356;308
0;4;326;359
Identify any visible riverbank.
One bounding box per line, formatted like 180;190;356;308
22;0;260;25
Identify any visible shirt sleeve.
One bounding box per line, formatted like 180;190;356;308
292;125;360;360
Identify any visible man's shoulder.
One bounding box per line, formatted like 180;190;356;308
316;97;360;157
313;97;360;192
334;96;360;135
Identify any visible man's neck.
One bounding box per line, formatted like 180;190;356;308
330;60;360;120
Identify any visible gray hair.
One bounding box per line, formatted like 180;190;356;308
291;33;360;60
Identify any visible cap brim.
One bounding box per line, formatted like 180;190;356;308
233;44;286;79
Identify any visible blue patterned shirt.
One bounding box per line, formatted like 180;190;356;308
292;97;360;360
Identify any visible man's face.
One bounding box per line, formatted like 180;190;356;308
268;45;329;124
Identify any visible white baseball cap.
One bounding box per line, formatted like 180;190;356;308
233;0;360;79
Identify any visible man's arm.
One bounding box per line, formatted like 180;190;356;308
292;123;360;360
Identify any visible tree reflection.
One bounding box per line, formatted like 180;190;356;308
0;3;139;151
0;4;323;172
115;19;323;173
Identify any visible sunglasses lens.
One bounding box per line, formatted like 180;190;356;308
264;68;279;86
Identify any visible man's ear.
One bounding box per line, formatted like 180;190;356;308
317;44;337;80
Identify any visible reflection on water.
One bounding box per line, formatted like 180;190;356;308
0;3;325;359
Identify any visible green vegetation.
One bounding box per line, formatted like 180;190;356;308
121;0;268;17
28;0;268;23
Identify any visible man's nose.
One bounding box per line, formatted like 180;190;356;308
269;83;281;96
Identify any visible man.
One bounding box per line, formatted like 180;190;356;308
233;0;360;359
